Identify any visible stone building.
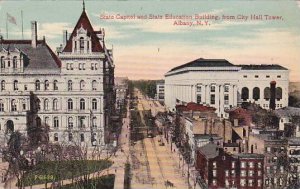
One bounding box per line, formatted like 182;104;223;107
164;58;289;118
0;6;115;147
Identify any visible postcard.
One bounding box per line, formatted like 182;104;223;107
0;0;299;189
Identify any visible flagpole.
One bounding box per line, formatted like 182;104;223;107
6;13;8;39
21;10;24;39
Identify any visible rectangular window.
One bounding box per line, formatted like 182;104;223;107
240;179;246;186
91;63;95;70
197;95;201;104
255;75;259;78
277;75;281;78
241;170;246;177
249;170;254;177
224;85;229;92
243;75;247;78
266;75;270;78
249;162;254;168
197;85;201;92
224;94;229;105
211;85;215;92
213;162;217;169
232;162;235;168
210;94;215;105
225;170;229;177
241;161;246;168
213;170;217;177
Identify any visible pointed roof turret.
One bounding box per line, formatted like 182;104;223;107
62;6;104;53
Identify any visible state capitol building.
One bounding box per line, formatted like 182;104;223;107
0;6;115;147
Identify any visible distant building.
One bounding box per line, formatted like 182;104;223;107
156;80;165;101
165;58;289;118
195;143;264;189
275;107;300;137
115;77;128;110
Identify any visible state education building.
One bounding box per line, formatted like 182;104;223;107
165;58;289;118
0;7;115;147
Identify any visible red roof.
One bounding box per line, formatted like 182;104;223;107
63;10;104;53
176;102;216;112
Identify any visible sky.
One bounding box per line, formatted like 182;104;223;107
0;0;299;81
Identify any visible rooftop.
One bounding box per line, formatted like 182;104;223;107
0;40;61;72
274;107;300;117
239;64;288;70
233;153;264;159
168;58;235;72
198;143;220;159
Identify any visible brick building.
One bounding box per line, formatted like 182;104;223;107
196;143;264;189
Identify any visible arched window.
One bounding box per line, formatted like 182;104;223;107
68;133;73;141
80;37;84;52
80;99;85;110
13;56;17;68
54;133;58;141
92;117;97;128
241;87;249;101
35;80;40;91
53;98;58;110
11;99;17;111
36;117;41;127
53;117;59;128
44;80;49;90
13;80;18;91
253;87;260;100
0;100;4;112
276;87;282;100
0;80;5;91
53;80;58;90
80;80;85;90
0;56;5;69
45;117;49;125
68;80;72;91
92;80;97;91
44;99;49;111
264;87;270;100
68;117;73;129
36;98;41;110
92;99;97;110
68;99;73;110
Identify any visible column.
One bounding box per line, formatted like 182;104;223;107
233;85;237;106
205;84;210;105
220;84;224;116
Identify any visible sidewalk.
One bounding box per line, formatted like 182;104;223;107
162;133;202;189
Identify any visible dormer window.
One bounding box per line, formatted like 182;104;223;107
13;56;17;68
0;57;5;69
80;37;84;52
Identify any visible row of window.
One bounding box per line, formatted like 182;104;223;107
213;161;262;169
0;98;99;112
196;94;229;105
241;87;283;101
53;132;92;143
0;99;26;112
0;56;19;69
211;179;262;187
0;80;99;91
196;85;230;93
66;63;99;70
45;116;97;129
243;75;281;78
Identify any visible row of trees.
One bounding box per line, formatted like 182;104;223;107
131;80;160;99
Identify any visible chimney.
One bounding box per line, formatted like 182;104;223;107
63;30;68;47
31;21;37;48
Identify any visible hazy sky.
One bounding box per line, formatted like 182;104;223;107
0;0;299;81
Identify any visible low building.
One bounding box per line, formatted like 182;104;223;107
195;143;264;189
275;107;300;137
248;131;288;188
287;138;300;186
